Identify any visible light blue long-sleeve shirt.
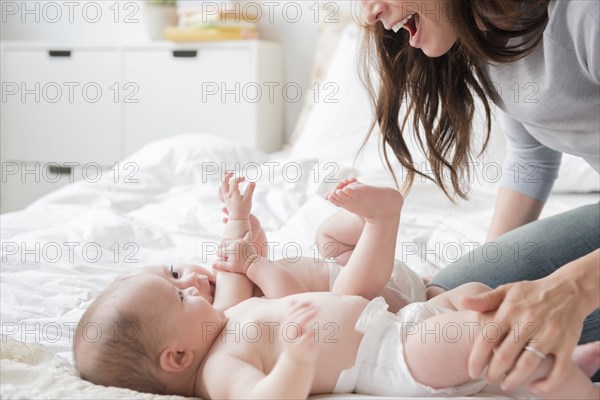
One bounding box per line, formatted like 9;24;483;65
484;0;599;202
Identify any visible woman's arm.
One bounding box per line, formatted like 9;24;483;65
487;109;561;241
486;187;544;241
462;248;600;395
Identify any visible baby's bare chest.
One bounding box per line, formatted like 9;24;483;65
216;294;368;388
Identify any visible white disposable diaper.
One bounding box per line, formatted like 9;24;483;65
326;259;427;303
333;297;487;397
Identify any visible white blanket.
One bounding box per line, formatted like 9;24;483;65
1;133;597;399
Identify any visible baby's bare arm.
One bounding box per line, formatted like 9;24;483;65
202;303;318;399
213;174;256;309
204;350;315;400
246;258;311;297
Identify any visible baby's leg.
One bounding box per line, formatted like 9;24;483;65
404;311;599;399
521;348;600;399
314;208;365;265
425;282;492;311
327;180;403;299
572;340;600;378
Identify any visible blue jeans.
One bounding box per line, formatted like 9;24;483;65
429;202;600;379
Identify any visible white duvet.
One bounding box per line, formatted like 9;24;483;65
1;133;597;399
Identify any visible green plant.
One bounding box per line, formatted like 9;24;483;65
146;0;176;6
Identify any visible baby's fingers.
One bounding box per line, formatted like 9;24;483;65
212;260;232;271
243;181;256;201
288;302;319;327
221;172;234;193
230;177;243;196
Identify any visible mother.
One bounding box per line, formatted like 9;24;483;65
359;0;599;395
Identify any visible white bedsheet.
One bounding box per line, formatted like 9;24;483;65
1;133;597;399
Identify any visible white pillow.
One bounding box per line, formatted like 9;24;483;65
553;154;600;193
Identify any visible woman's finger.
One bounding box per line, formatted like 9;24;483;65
486;318;537;382
461;285;509;313
501;342;546;390
468;312;503;379
529;349;572;395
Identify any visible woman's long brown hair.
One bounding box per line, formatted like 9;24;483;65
359;0;550;200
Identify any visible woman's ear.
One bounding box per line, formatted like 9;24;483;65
159;346;194;372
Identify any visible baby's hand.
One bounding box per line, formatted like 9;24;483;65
282;301;320;365
218;173;256;220
213;231;260;275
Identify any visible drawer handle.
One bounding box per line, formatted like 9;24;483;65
48;50;72;58
172;50;198;58
47;165;72;175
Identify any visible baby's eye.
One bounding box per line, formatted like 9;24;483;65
170;265;179;279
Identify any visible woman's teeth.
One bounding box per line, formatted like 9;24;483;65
392;13;415;33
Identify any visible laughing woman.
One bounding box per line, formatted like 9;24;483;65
359;0;599;395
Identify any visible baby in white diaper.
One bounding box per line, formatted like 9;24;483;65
214;176;427;312
75;176;599;399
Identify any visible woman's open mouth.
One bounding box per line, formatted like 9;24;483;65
391;12;413;33
392;12;421;47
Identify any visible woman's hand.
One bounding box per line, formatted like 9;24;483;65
462;275;589;395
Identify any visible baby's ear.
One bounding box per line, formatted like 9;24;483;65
159;347;194;373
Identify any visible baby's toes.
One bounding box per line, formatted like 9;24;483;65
341;185;356;197
335;189;351;200
328;194;342;206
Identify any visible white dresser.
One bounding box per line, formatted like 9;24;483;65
0;40;283;213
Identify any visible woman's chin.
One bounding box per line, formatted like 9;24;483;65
420;43;453;58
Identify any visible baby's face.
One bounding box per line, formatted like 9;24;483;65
132;264;216;304
123;273;226;351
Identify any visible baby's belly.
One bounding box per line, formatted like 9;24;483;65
228;293;369;394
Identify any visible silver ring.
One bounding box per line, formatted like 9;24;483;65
524;345;546;359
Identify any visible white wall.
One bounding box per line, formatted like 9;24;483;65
0;0;339;140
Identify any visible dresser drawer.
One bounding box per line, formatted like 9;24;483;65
1;47;121;164
122;45;262;155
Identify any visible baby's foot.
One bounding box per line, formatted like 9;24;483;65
572;341;600;378
325;179;403;223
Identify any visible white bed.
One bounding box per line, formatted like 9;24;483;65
2;131;598;399
2;18;599;400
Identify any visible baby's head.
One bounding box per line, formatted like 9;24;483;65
74;265;224;396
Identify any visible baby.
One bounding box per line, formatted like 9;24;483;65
74;178;599;399
127;173;425;313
